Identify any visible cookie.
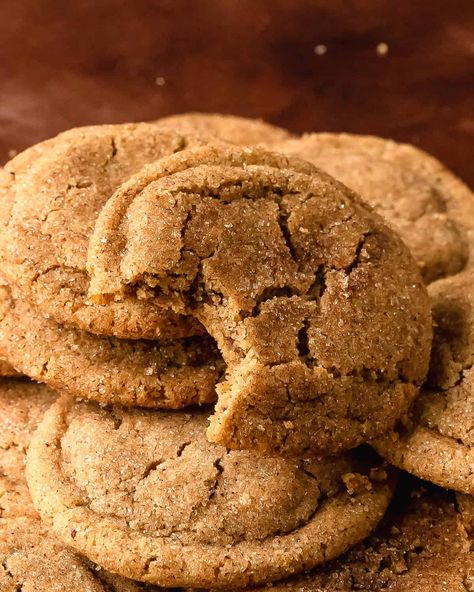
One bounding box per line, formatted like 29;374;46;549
0;123;212;340
246;485;473;592
276;133;474;283
0;378;56;480
0;284;222;408
375;271;474;494
26;397;395;589
87;143;432;457
0;386;164;592
156;112;292;146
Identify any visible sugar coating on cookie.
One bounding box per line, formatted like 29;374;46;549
156;112;292;146
375;271;474;494
247;486;473;591
0;379;56;480
87;144;432;457
276;133;473;283
26;397;395;588
0;123;213;340
0;285;222;408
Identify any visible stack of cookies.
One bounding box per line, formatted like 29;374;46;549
0;113;472;591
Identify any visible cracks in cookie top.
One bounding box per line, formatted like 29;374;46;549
87;143;432;457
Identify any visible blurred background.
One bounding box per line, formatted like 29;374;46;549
1;0;473;182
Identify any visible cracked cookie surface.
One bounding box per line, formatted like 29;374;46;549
0;382;165;592
0;123;212;339
155;112;292;146
87;143;432;457
0;284;221;408
276;133;474;283
26;397;394;589
375;271;474;494
246;484;473;592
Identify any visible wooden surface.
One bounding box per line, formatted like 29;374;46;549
0;0;473;184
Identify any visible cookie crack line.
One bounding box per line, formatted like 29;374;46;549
86;143;432;457
26;398;395;589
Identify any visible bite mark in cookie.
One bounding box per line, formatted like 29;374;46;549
87;144;432;456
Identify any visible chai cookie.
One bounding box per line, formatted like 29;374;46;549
0;123;213;339
276;133;473;283
0;284;221;408
87;143;432;457
26;397;395;589
156;112;292;146
375;271;474;494
247;484;473;592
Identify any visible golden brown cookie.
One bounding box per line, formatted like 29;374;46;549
87;143;432;457
244;485;473;592
375;271;474;494
0;378;56;480
276;133;474;283
0;123;212;340
0;383;164;592
26;397;395;589
156;112;292;146
0;284;221;408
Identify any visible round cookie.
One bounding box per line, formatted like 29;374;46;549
276;133;474;283
375;271;474;494
156;112;292;146
87;143;432;457
0;284;222;408
0;123;212;340
246;485;473;592
26;397;395;589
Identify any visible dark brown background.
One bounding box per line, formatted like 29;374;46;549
1;0;473;183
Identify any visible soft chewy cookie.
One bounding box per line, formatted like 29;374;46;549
0;124;212;339
246;484;473;592
0;385;165;592
0;284;221;408
26;397;395;589
276;133;474;283
375;271;474;494
156;112;292;146
87;143;432;457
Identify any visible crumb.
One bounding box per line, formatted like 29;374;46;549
376;42;389;56
314;44;327;56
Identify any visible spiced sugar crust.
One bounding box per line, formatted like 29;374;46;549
26;397;395;589
375;271;474;494
0;284;221;408
87;143;432;457
0;123;212;340
276;132;474;283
